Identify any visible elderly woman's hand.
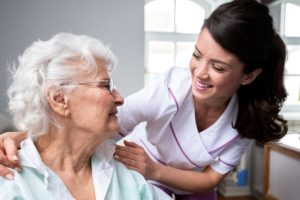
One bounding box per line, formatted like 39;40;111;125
0;132;23;179
114;140;158;180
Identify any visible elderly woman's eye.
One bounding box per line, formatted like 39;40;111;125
97;82;110;90
104;85;110;90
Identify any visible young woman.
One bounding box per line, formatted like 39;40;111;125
114;0;287;199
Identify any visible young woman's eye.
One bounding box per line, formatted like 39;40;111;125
192;52;201;59
212;63;225;72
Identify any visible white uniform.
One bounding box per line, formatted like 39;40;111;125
117;67;250;194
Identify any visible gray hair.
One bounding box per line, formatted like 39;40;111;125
7;33;117;137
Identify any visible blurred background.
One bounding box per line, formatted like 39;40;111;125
0;1;299;199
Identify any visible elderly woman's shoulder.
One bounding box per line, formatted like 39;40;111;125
96;140;172;199
0;175;20;193
112;161;172;199
0;171;54;199
94;139;116;161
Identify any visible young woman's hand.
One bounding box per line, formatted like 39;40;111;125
114;140;159;180
114;140;227;193
0;132;26;180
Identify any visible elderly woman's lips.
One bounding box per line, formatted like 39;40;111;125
109;114;118;120
110;110;118;115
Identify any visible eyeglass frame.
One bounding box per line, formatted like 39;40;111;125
60;79;115;94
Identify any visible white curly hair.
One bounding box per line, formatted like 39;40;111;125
7;32;117;138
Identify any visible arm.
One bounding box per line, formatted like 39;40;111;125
153;163;226;193
0;131;27;179
117;70;181;138
115;141;227;193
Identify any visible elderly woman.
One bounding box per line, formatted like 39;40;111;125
0;33;171;200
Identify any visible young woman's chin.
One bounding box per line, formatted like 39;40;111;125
192;83;212;99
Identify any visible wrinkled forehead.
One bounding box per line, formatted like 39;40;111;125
64;57;110;81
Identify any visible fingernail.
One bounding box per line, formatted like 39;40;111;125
5;174;14;181
14;167;21;172
12;155;19;161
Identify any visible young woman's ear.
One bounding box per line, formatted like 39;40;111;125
46;87;70;116
242;68;262;85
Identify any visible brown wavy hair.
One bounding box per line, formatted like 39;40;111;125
203;0;288;144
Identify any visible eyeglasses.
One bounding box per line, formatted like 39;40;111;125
60;79;115;94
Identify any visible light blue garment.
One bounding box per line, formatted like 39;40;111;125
0;138;171;200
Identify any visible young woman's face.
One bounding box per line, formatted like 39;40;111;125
190;28;248;106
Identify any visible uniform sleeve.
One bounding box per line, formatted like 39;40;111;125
210;138;251;174
116;72;177;138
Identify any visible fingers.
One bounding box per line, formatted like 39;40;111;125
0;151;18;180
126;166;141;173
114;154;137;167
115;140;148;165
0;136;21;180
123;140;143;149
114;153;146;175
0;151;15;167
0;164;14;180
3;137;19;163
114;141;149;176
114;146;147;165
116;141;145;155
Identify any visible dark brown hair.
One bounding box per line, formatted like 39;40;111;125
204;0;288;144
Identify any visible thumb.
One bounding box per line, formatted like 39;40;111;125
124;140;143;149
3;137;19;163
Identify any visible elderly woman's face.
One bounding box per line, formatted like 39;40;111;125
66;59;123;139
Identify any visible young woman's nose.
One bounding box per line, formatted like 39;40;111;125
195;61;209;79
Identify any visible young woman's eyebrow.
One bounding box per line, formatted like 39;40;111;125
194;45;201;54
195;45;232;68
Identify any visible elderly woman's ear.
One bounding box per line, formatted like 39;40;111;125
46;87;70;116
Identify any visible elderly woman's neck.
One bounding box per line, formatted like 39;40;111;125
35;127;101;174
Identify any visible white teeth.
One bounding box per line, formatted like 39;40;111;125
196;81;211;88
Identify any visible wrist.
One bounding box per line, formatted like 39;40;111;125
151;162;163;181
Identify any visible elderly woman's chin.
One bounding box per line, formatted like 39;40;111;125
108;116;121;134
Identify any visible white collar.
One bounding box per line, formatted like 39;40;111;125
19;137;116;171
19;137;116;200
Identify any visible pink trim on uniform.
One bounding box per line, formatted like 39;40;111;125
151;183;173;197
175;191;217;200
154;184;217;200
169;122;202;168
168;87;179;113
208;135;240;154
139;139;167;165
118;131;126;137
218;158;235;168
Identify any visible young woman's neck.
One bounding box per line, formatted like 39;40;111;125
193;97;229;132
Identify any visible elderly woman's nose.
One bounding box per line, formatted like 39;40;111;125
112;90;124;106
